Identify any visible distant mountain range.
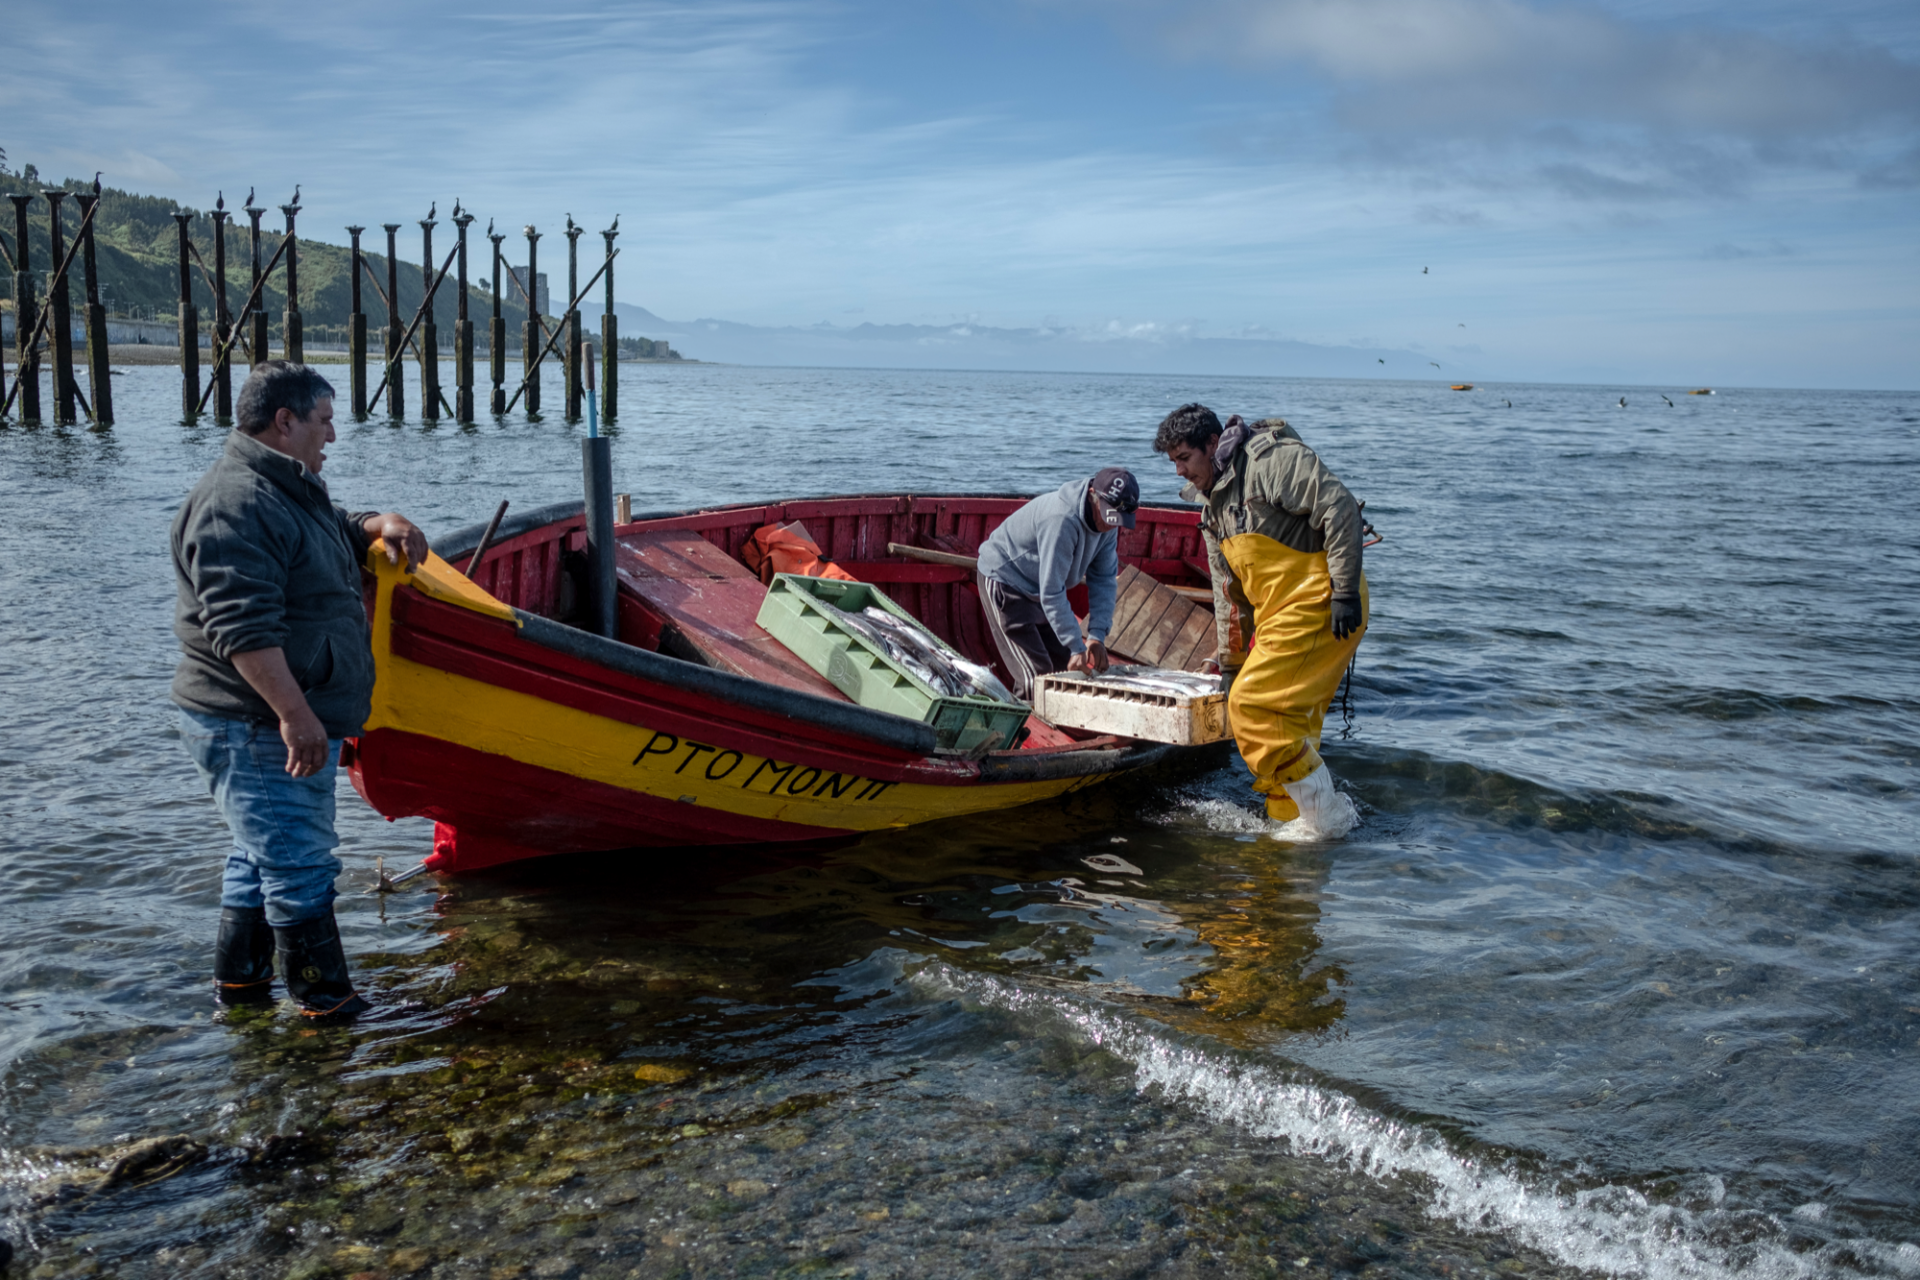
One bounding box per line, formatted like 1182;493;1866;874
1;168;1424;378
610;303;1427;378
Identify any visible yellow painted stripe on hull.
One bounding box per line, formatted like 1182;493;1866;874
362;552;1113;832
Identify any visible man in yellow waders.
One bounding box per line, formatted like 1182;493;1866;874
1153;404;1367;825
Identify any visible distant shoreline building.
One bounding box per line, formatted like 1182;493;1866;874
509;267;549;319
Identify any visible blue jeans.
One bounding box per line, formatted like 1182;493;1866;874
177;707;345;926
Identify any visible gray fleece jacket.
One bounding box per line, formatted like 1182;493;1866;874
170;431;378;737
975;478;1120;654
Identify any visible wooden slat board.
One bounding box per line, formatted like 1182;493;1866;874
1103;564;1217;671
613;530;849;701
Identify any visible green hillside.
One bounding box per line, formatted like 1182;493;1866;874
0;166;623;344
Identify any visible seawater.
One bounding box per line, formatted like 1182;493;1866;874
0;363;1915;1279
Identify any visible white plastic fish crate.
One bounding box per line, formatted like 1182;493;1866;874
1031;667;1231;745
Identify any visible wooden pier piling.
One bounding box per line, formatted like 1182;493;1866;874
383;224;404;418
75;192;112;426
523;225;542;414
245;202;268;367
601;220;618;423
347;225;368;416
44;191;78;424
453;205;475;422
488;223;506;415
10;196;40;424
280;198;303;363
210;199;232;421
565;217;584;420
418;212;439;420
172;212;197;420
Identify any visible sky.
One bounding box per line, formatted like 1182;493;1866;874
6;0;1918;387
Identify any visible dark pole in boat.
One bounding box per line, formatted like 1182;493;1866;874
245;200;266;367
10;195;40;424
452;203;475;423
347;225;367;416
75;190;112;426
600;216;618;423
581;337;617;638
418;209;438;420
487;222;506;415
44;190;77;425
210;196;232;422
463;499;510;581
522;224;542;415
171;211;195;421
383;223;403;418
565;216;583;421
280;195;303;363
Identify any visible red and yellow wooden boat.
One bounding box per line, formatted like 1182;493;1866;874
346;494;1221;875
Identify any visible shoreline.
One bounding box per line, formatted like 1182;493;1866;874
8;345;701;368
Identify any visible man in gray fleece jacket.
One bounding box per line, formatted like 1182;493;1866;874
976;468;1138;699
172;361;426;1019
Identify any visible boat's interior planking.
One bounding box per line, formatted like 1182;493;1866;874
429;494;1214;690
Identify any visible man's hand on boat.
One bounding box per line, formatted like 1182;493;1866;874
363;513;428;573
230;649;335;778
1068;638;1111;675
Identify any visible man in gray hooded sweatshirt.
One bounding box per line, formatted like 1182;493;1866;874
172;361;426;1020
976;467;1138;699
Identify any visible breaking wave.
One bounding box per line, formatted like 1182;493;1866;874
913;964;1920;1280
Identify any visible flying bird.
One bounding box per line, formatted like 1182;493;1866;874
1661;394;1674;406
1423;266;1429;274
1377;358;1385;364
1458;322;1466;328
1429;361;1441;370
1618;396;1627;407
1505;399;1512;407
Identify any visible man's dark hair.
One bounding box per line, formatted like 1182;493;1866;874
237;361;335;435
1152;402;1222;454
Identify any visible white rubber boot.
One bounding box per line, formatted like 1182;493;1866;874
1277;765;1359;839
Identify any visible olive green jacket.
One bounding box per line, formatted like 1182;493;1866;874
1178;421;1365;663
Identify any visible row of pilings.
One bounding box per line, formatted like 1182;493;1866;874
1;181;623;428
2;184;115;425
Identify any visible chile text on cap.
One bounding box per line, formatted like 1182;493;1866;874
1090;467;1140;530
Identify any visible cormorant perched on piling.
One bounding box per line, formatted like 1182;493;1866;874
244;186;254;207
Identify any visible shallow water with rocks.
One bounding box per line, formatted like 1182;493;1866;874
1;363;1916;1279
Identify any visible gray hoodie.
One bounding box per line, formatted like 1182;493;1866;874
170;431;378;737
975;478;1120;654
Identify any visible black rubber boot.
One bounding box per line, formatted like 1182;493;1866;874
213;906;276;1007
273;913;371;1021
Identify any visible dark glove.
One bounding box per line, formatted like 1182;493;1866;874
1330;597;1362;640
1217;665;1240;693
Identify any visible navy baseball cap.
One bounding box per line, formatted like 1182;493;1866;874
1090;467;1140;530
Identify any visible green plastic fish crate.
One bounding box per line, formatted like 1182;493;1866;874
756;573;1029;755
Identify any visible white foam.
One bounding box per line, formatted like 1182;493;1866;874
917;966;1902;1280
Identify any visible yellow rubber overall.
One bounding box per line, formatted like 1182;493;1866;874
1220;532;1368;821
